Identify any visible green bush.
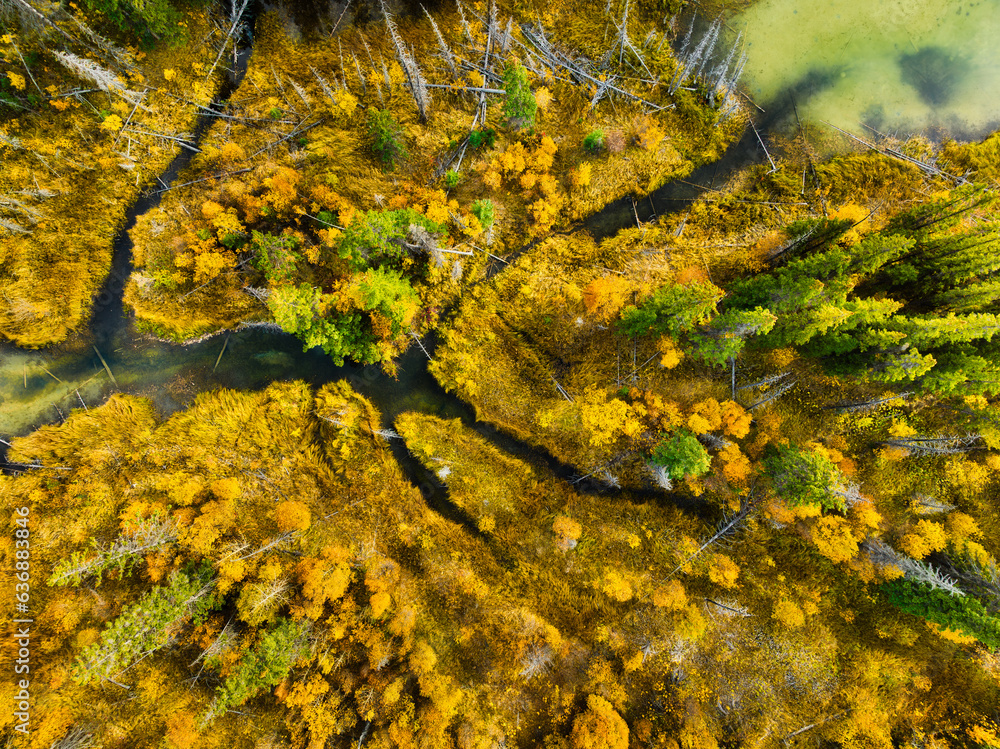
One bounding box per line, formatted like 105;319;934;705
765;444;844;511
583;129;605;152
469;127;496;149
502;63;536;130
267;283;373;365
444;169;461;189
650;429;710;480
470;199;495;229
81;0;186;46
367;108;408;169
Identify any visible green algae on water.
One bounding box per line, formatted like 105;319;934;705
735;0;1000;137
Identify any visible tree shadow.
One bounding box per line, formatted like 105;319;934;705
898;47;970;107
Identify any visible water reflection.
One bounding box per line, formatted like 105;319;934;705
736;0;1000;138
0;327;465;438
899;47;970;107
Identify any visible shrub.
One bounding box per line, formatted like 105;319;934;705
367;108;408;169
470;199;495;229
583;129;605;152
765;444;845;511
502;63;536;130
650;429;710;480
469;127;496;149
444;169;461;189
81;0;185;46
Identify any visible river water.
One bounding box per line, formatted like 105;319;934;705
735;0;1000;139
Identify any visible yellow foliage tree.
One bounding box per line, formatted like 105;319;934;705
719;400;752;439
810;515;859;564
657;336;683;369
773;599;805;628
707;553;739;588
165;711;201;749
578;386;642;447
652;580;687;610
603;570;633;602
553;516;582;551
582;276;631;321
687;399;722;434
900;519;947;559
276;500;312;532
718;443;752;485
570;695;629;749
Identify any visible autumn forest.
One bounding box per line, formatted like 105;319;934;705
2;0;1000;747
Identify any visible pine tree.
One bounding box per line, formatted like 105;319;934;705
205;618;309;723
74;564;217;685
689;307;777;366
502;62;536;130
918;349;1000;395
882;578;1000;649
897;312;1000;348
867;347;937;383
617;281;723;338
765;444;846;511
934;277;1000;312
724;233;911;351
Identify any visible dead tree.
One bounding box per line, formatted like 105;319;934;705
49;515;178;586
664;492;757;579
825;392;913;413
206;0;251;79
880;434;983;456
745;377;796;410
519;22;668;112
863;538;965;597
911;493;956;515
667;15;745;121
48;726;96;749
605;0;653;78
822;122;968;185
736;371;792;393
2;0;78;44
54;50;140;102
423;4;459;80
381;0;430;121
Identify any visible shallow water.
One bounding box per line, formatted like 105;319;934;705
0;329;461;437
735;0;1000;138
